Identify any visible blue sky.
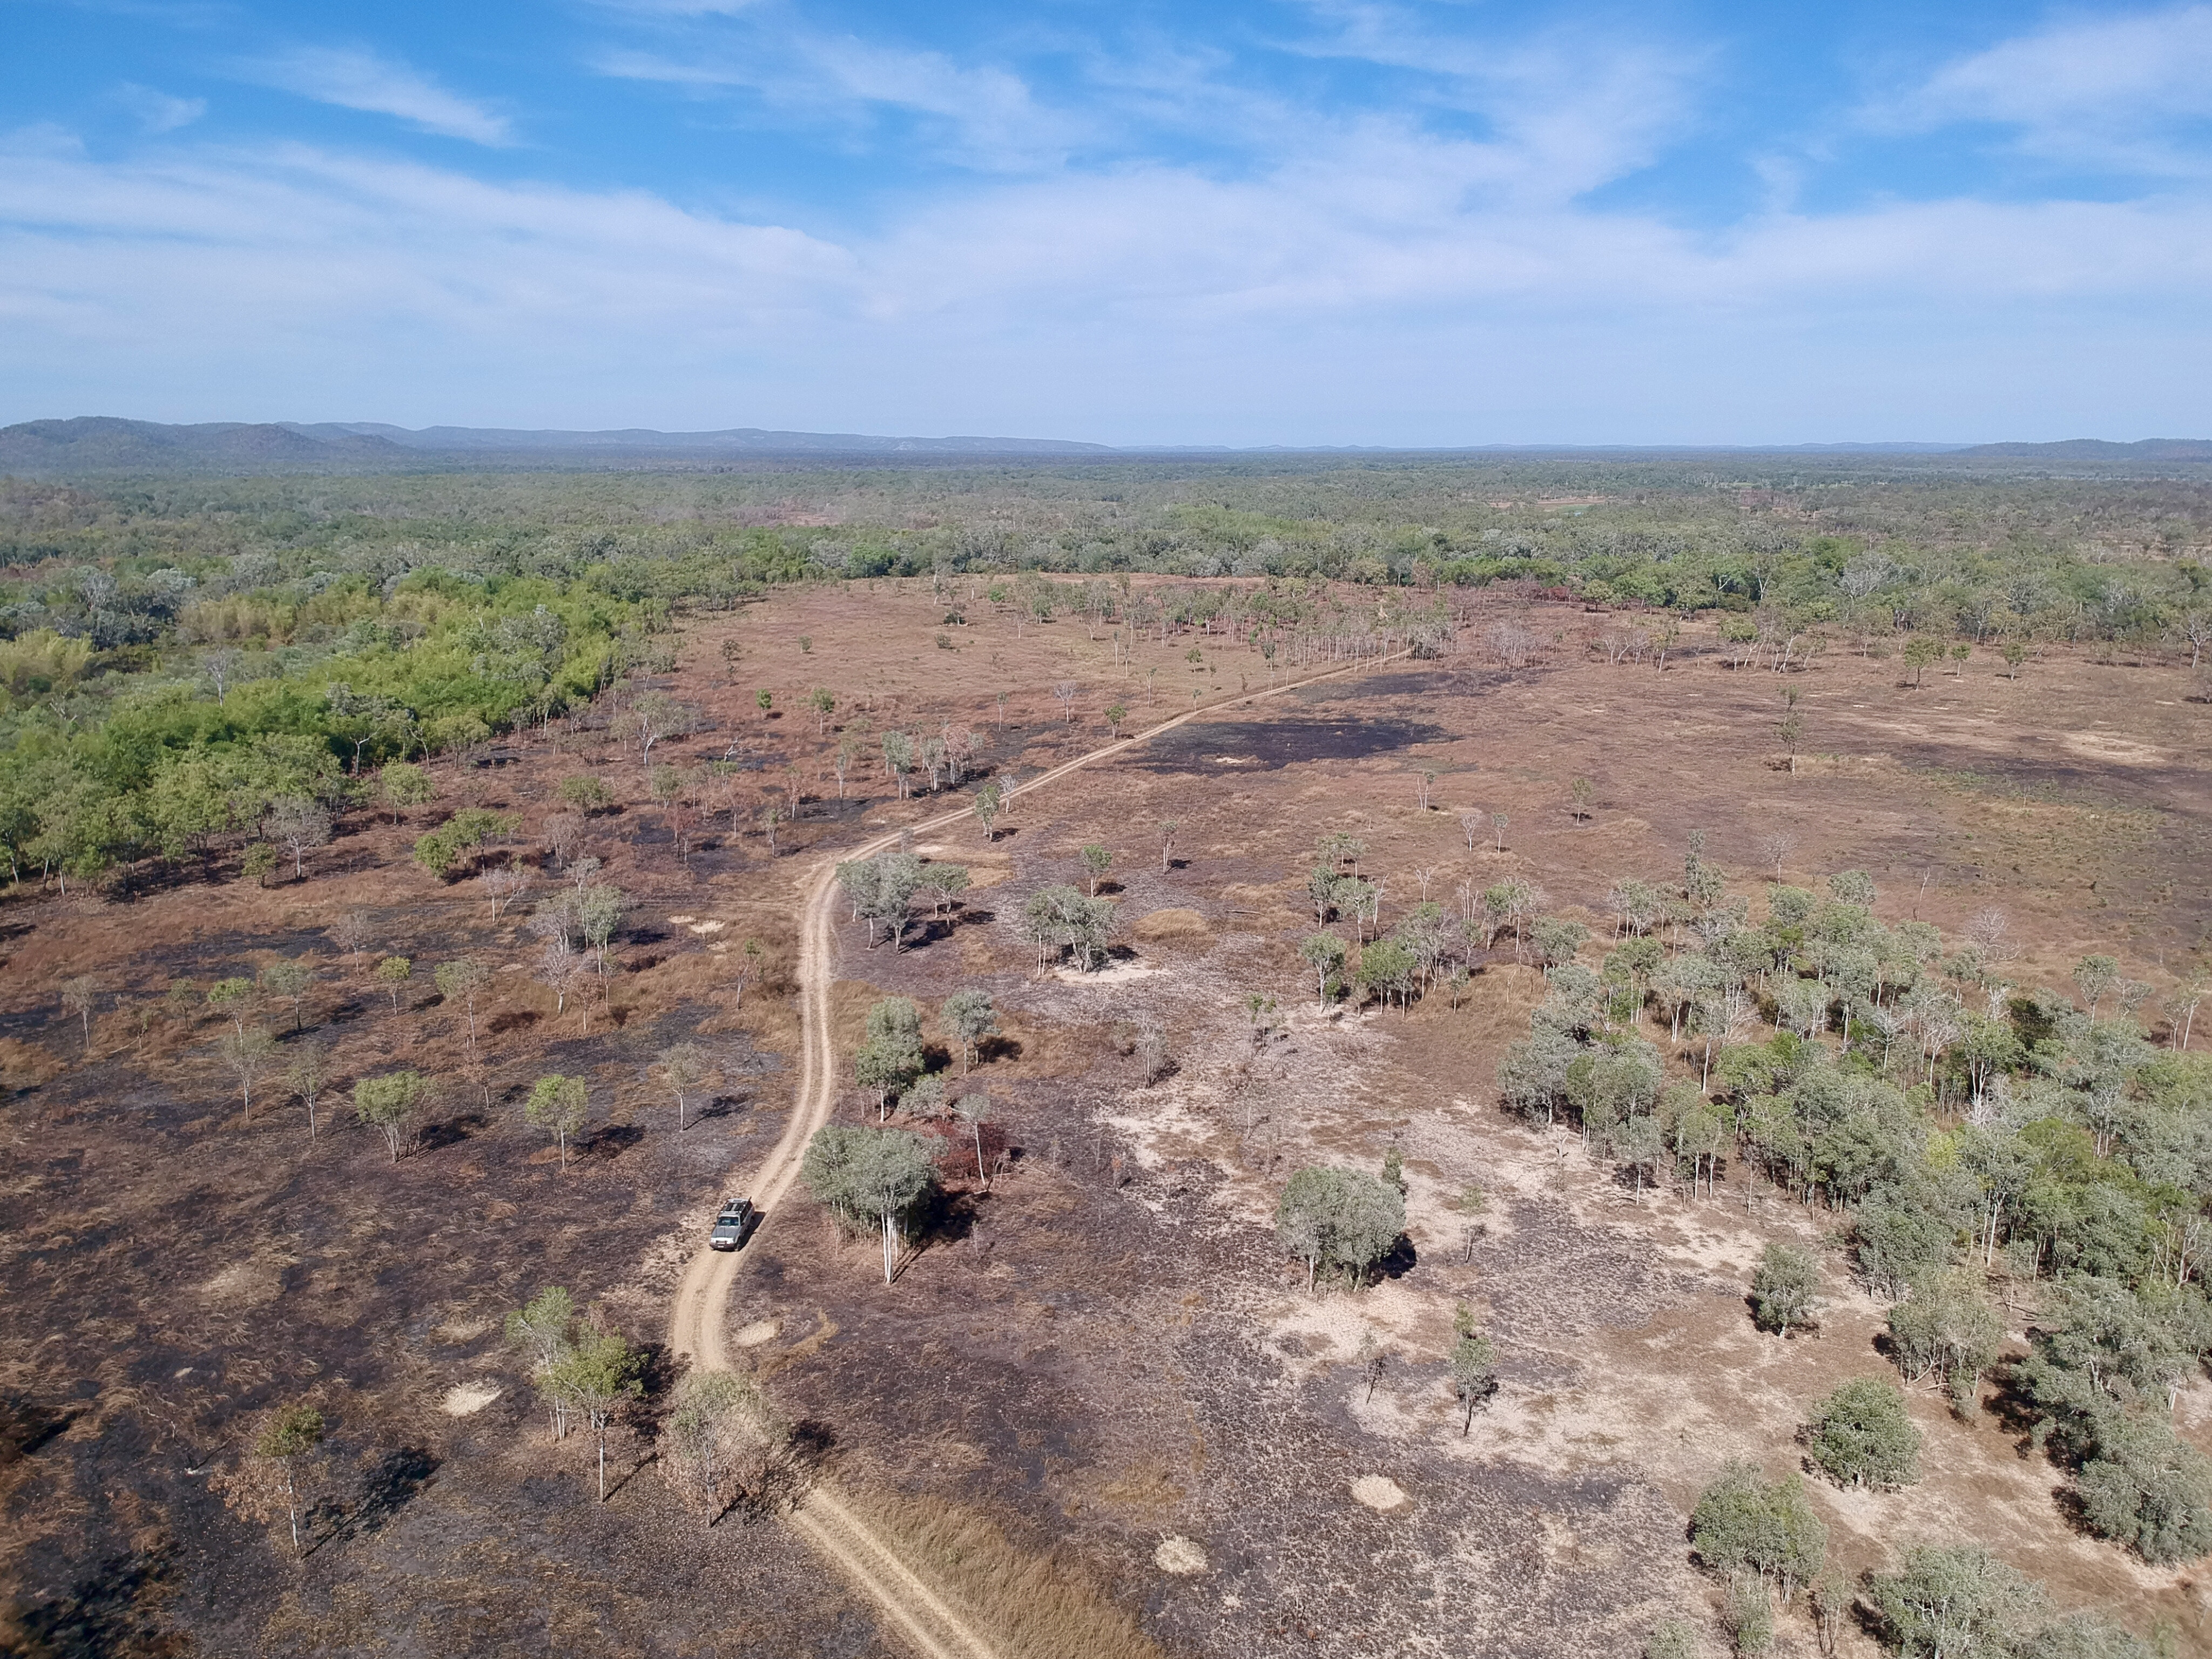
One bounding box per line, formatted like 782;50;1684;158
5;1;2212;444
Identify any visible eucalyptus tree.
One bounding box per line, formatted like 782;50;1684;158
855;997;926;1116
800;1123;938;1282
505;1285;578;1439
655;1042;716;1131
354;1070;427;1161
434;958;493;1055
1080;842;1112;895
1299;932;1348;1007
558;1322;645;1502
262;798;333;879
954;1092;992;1184
972;779;1003;840
285;1040;330;1137
526;1074;590;1168
941;989;999;1075
1274;1166;1406;1292
1020;884;1115;973
59;975;96;1050
219;1028;280;1122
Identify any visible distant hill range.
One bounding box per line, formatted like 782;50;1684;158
4;416;2211;475
0;416;1114;474
1954;438;2212;461
283;421;1114;455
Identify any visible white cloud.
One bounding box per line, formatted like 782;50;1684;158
114;83;208;135
1884;4;2212;172
231;46;514;146
8;118;2212;442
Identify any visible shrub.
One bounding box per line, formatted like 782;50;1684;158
380;761;434;807
1806;1377;1920;1489
1866;1545;2044;1658
1722;1576;1773;1656
1888;1272;2005;1412
558;774;615;812
412;808;518;878
2076;1414;2212;1566
1690;1461;1826;1601
1751;1243;1822;1337
2021;1612;2159;1659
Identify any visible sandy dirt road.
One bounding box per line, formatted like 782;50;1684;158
665;649;1404;1657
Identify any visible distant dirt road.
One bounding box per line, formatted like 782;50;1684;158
665;648;1404;1657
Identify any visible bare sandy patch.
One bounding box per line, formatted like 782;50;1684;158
441;1381;502;1417
1056;959;1161;984
1155;1535;1209;1575
733;1318;781;1347
1351;1475;1409;1512
199;1260;286;1309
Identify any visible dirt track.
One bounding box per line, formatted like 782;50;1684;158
663;648;1405;1657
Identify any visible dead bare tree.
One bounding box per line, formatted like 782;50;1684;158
1963;907;2015;961
480;863;531;918
262;799;333;879
331;911;371;975
59;976;96;1051
1752;829;1797;881
543;813;585;869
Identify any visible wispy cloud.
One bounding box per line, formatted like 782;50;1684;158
596;28;1085;172
1282;6;1709;202
114;83;207;134
1880;3;2212;173
231;45;514;146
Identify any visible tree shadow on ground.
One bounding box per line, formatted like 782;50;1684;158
696;1093;748;1123
1373;1233;1419;1283
587;1124;646;1161
1983;1361;2052;1451
416;1112;488;1153
1;1395;82;1463
327;1447;441;1544
10;1547;180;1659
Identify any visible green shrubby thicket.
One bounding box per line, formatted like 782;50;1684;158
1485;841;2212;1568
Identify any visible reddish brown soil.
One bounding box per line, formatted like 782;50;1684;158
3;577;2208;1656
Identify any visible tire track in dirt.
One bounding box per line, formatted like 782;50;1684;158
666;648;1408;1658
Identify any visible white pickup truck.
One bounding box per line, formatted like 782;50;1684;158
708;1198;756;1251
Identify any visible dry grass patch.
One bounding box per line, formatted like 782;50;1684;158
849;1487;1168;1659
